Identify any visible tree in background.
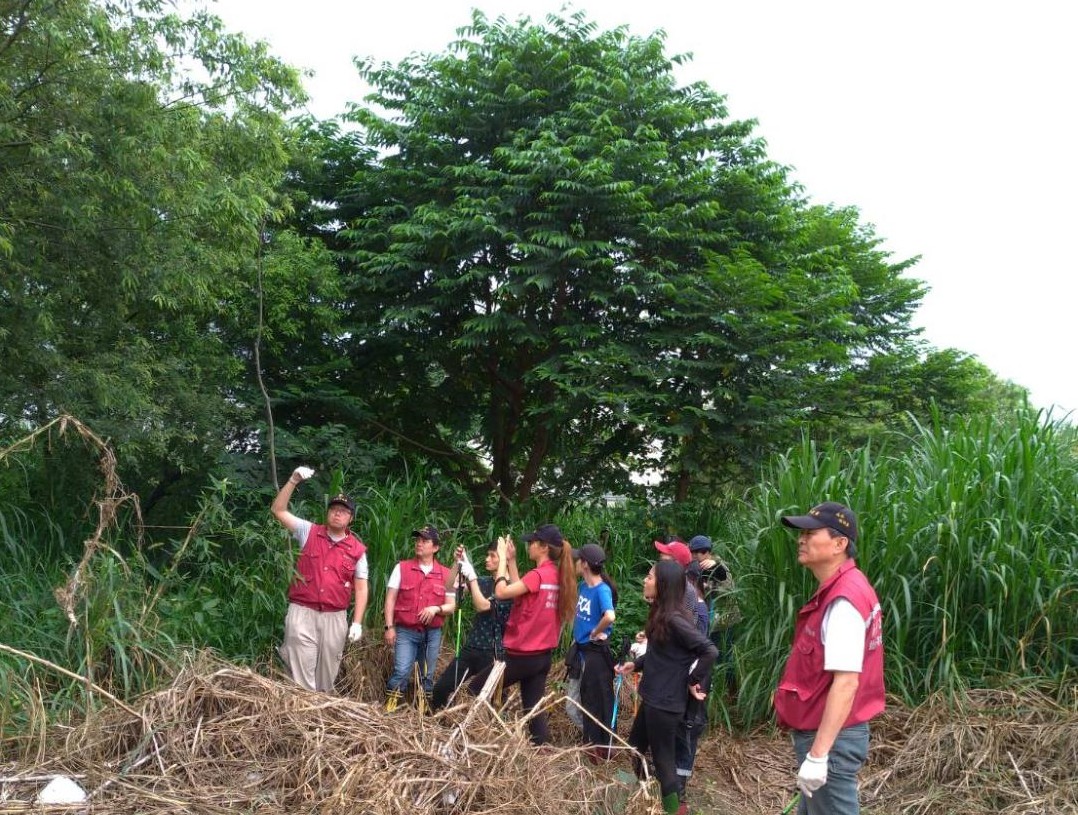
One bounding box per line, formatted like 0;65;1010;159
236;118;400;494
0;0;321;520
0;4;1028;529
657;205;1032;500
305;10;952;517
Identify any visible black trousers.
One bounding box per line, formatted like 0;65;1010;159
628;703;683;799
430;647;497;710
579;641;615;748
501;650;553;744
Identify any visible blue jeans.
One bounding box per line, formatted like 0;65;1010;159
387;626;443;693
792;723;870;815
674;702;705;797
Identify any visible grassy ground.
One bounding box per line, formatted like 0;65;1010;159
2;409;1076;813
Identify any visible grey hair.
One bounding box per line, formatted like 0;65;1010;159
825;527;858;560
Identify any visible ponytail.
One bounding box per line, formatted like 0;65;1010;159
577;546;618;607
598;568;618;607
551;541;578;627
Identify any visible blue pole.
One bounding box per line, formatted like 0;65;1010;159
609;672;625;750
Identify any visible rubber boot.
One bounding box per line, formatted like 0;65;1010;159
661;792;681;814
385;689;402;713
416;690;429;715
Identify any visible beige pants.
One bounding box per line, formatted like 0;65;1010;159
278;602;348;693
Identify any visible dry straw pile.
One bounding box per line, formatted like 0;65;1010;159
680;687;1077;815
1;649;1075;814
0;650;650;814
869;687;1078;815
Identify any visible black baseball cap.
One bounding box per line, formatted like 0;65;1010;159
328;493;356;514
781;502;858;541
571;543;606;568
524;524;564;547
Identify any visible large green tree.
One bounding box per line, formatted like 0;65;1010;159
295;11;941;517
0;0;319;516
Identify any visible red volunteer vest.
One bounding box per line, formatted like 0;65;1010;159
502;559;561;653
393;559;450;629
288;524;366;612
774;559;885;731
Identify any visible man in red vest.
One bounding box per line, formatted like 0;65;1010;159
383;525;455;711
776;502;884;815
271;466;368;693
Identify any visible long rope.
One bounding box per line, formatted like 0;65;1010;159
251;215;278;489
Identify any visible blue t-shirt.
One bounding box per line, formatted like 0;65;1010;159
573;580;615;644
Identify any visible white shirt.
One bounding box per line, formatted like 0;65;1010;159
386;561;434;589
821;598;865;672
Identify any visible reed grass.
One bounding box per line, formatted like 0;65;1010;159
2;407;1074;748
737;408;1078;725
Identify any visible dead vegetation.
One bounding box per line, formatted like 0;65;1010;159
869;687;1078;815
694;685;1077;815
1;647;1074;815
0;649;652;814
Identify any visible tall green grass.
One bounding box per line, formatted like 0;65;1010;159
736;408;1078;725
4;408;1073;749
0;512;177;758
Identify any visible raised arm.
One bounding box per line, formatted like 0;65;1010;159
494;537;529;600
271;466;313;533
468;576;492;611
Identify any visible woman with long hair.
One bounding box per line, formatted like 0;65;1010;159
675;560;713;807
616;560;717;814
494;523;578;745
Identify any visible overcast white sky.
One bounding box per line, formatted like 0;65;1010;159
202;0;1076;416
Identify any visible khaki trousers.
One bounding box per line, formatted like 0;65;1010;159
278;602;347;693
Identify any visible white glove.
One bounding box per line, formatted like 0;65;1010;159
347;622;362;642
460;559;477;582
796;753;829;797
293;466;315;481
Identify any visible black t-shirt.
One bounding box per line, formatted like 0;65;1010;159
635;613;718;714
464;576;513;652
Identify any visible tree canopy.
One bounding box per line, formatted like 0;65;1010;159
0;5;1028;524
0;0;322;514
269;10;987;516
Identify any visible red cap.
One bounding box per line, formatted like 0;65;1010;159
654;540;691;567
